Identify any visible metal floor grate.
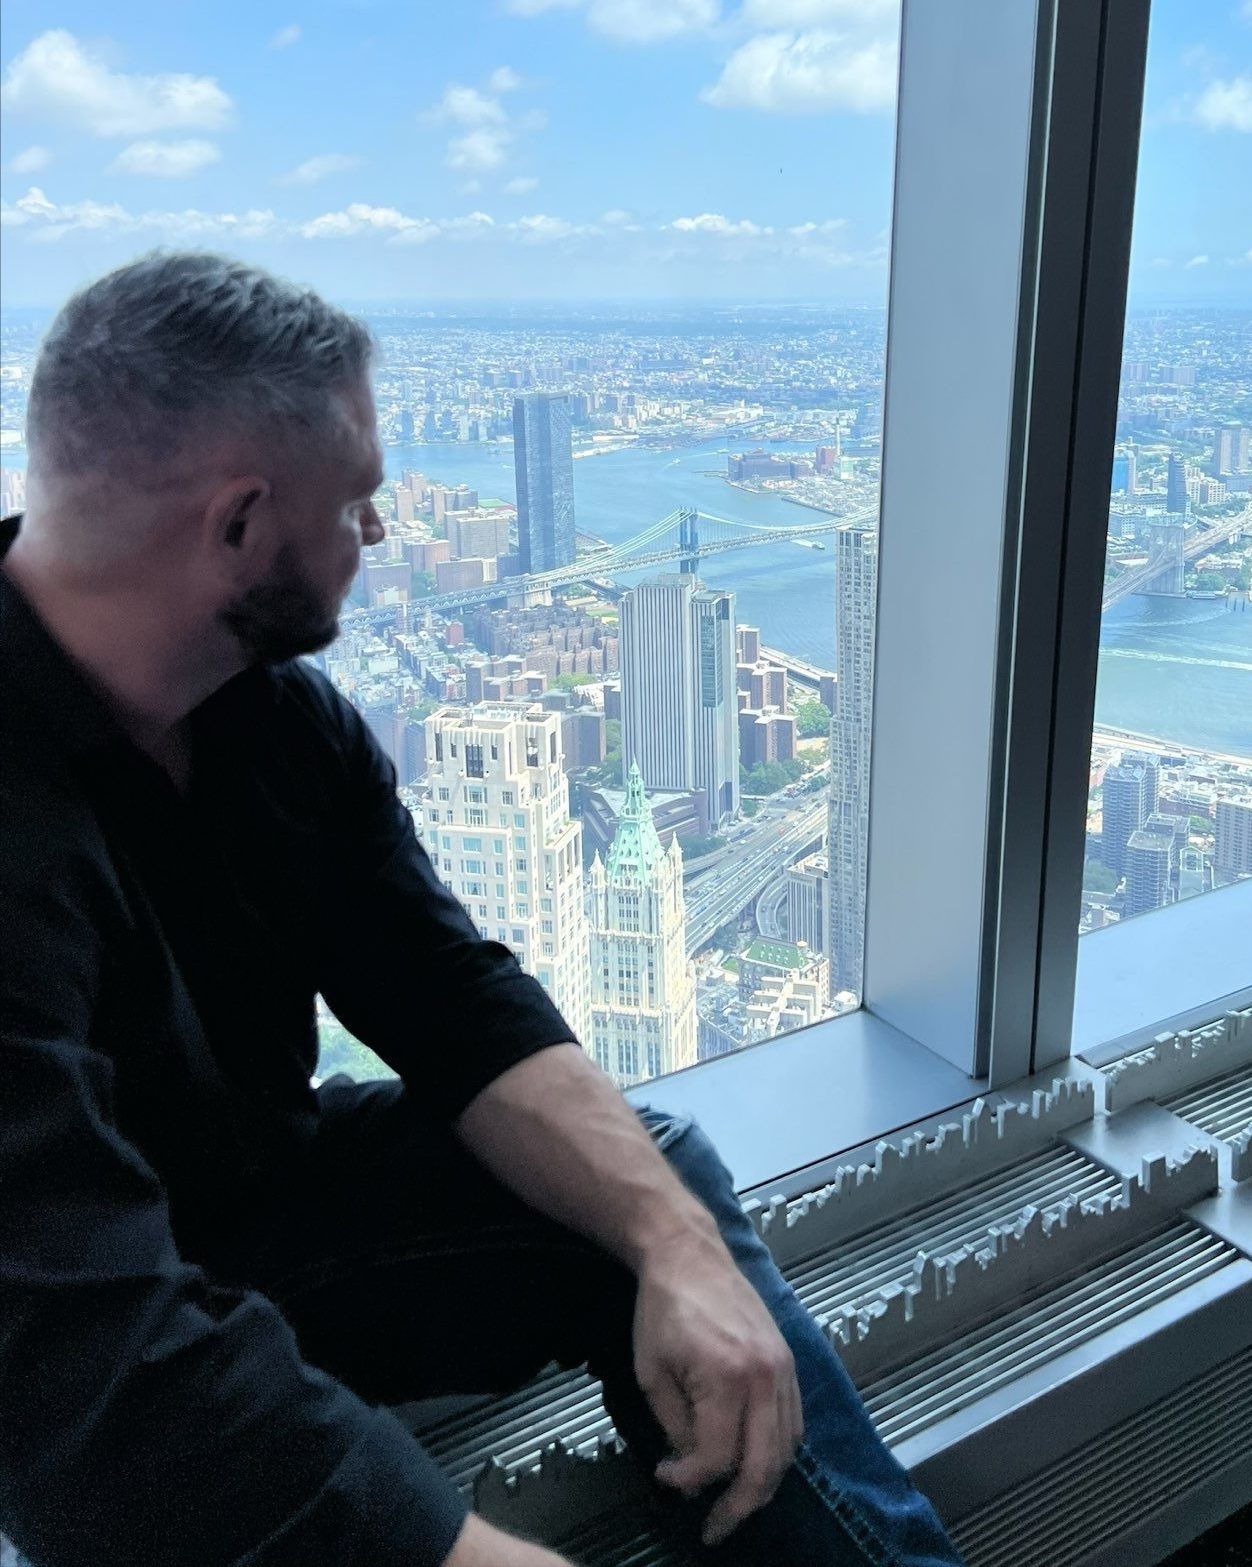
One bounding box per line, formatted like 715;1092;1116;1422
1163;1064;1252;1145
861;1219;1241;1449
951;1347;1252;1567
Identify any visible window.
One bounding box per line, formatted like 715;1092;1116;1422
465;743;484;779
1079;8;1252;939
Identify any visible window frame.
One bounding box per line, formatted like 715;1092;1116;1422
629;0;1207;1194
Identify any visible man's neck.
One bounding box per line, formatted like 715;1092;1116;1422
2;541;242;767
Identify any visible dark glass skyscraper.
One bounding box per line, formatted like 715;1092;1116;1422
513;392;576;573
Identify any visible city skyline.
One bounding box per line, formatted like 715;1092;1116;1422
1;2;1250;306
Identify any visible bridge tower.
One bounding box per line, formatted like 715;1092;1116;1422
677;508;700;576
1143;518;1185;596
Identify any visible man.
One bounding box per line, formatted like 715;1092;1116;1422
0;254;963;1567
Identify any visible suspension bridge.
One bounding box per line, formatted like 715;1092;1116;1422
1102;506;1250;610
344;506;860;629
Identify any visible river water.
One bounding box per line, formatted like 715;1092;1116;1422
391;436;1252;760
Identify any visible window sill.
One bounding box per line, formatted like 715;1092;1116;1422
622;1007;984;1196
1073;879;1252;1070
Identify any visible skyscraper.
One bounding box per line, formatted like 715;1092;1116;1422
827;522;877;998
1112;446;1136;496
423;706;590;1043
1166;453;1189;516
586;763;697;1086
620;575;739;826
1101;756;1160;880
1123;813;1181;919
513;392;576;573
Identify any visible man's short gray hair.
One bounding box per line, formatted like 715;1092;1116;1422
27;251;374;479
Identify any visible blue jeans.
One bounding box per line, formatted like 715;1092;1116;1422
199;1077;964;1567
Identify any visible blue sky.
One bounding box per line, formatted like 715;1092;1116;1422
1;0;1249;308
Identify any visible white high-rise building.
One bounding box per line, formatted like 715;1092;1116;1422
423;706;590;1044
620;575;739;826
827;523;877;999
586;763;698;1086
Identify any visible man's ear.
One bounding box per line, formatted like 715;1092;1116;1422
205;477;272;571
223;486;264;548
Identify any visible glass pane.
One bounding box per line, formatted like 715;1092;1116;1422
0;1;898;1092
1080;1;1252;938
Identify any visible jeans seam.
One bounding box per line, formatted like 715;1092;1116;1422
793;1444;904;1567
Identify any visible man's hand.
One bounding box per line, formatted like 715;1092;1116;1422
633;1228;805;1548
442;1512;576;1567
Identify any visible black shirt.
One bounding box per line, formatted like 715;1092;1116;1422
0;515;576;1566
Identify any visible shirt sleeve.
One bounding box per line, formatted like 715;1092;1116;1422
0;782;471;1567
305;671;580;1122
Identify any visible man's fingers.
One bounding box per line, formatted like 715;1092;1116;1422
640;1365;693;1459
654;1390;742;1495
700;1381;787;1547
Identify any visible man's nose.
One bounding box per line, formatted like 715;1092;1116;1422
362;503;385;545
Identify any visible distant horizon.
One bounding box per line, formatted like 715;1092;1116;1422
4;296;1252;324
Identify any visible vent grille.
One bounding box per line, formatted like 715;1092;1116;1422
1164;1064;1252;1146
418;1363;611;1493
555;1505;700;1567
951;1347;1252;1567
784;1145;1119;1322
861;1220;1239;1448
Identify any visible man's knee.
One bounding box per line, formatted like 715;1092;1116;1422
632;1104;738;1210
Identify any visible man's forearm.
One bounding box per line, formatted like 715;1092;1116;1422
452;1043;724;1275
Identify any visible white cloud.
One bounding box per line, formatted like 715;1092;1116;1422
1;29;233;137
1185;254;1210;267
506;0;716;41
601;207;633;224
504;175;539;194
276;152;363;186
300;202;423;239
1192;75;1252;132
740;0;896;22
489;66;524;93
670;211;768;235
447;127;511;171
512;212;578;240
787;217;846;235
433;83;507;126
108;138;221;178
587;0;718;42
268;24;301;50
9;145;52;174
0;184;275;241
703;28;897;112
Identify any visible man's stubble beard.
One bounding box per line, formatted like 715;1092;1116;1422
218;541;343;664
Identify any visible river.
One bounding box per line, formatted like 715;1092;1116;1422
390;436;1252;761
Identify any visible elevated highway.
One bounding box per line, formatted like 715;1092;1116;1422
684;798;825;954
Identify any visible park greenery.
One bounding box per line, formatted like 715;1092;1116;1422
794;697;832;738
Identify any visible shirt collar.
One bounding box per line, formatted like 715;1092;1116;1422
1;512;281;766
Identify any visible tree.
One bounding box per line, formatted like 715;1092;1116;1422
794;698;832;739
740;757;806;796
679;833;726;860
1189;815;1214;837
1083;859;1118;895
742;799;761;819
551;673;595;691
316;1018;396;1083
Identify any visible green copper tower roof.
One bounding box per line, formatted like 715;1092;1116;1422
606;761;667;882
